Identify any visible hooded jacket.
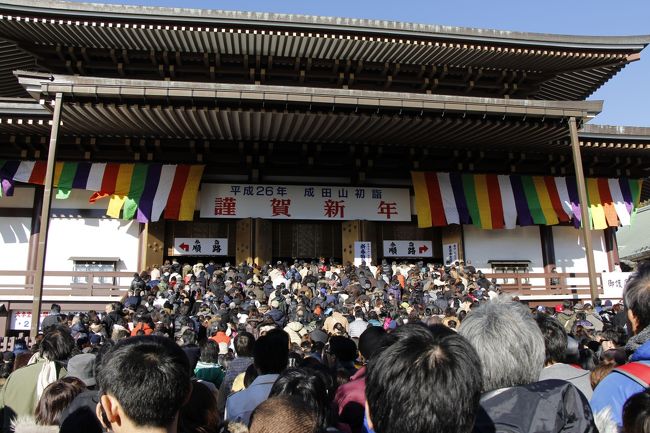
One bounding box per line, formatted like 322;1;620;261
556;311;576;332
591;339;650;427
284;321;307;345
474;379;597;433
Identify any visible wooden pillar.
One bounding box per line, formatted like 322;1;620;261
0;304;9;337
254;218;272;266
604;227;620;272
140;221;165;271
236;218;254;265
342;220;361;265
569;117;599;301
540;226;556;272
31;93;63;337
26;186;44;285
441;225;464;262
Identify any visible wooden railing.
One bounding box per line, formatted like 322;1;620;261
0;270;133;297
0;270;604;300
481;272;603;297
0;336;37;351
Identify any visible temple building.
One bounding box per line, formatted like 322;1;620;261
0;0;648;333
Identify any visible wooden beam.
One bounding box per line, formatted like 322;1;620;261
569;117;599;301
30;93;63;337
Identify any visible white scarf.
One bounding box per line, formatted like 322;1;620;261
27;353;59;403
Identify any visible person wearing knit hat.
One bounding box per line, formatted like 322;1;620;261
66;353;97;388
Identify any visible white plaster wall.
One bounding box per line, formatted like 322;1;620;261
463;225;544;273
0;217;31;283
552;226;608;273
44;218;140;286
1;187;140;286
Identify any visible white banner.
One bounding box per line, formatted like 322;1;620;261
199;184;410;221
383;240;433;258
10;311;48;330
173;238;228;256
602;271;631;300
354;242;372;266
442;243;459;263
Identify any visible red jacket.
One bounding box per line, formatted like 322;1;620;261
130;322;153;336
210;331;231;345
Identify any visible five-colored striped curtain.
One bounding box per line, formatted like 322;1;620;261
412;172;643;230
0;160;204;222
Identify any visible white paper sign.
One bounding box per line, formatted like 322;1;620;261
442;243;459;263
383;240;433;257
173;238;228;256
602;272;631;300
10;311;48;330
354;242;372;266
199;184;410;221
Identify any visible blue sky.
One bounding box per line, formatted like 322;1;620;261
72;0;650;127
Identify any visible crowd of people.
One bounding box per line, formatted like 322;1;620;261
0;256;650;433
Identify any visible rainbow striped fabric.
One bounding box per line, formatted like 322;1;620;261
412;172;643;230
0;160;204;222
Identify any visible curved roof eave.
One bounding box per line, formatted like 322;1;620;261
1;0;649;51
13;70;604;119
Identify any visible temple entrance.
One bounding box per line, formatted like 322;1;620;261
272;220;342;263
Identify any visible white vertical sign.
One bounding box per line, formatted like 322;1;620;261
442;243;459;264
354;242;372;266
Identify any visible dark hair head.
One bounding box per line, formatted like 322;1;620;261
535;315;568;364
270;368;331;430
199;340;219;364
623;389;650;433
96;336;191;428
178;381;220;433
40;327;76;362
50;304;61;314
366;324;482;433
328;336;357;363
624;262;650;332
181;329;197;346
35;377;86;426
358;327;386;361
235;332;255;357
244;363;259;388
254;329;289;375
249;395;319;433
